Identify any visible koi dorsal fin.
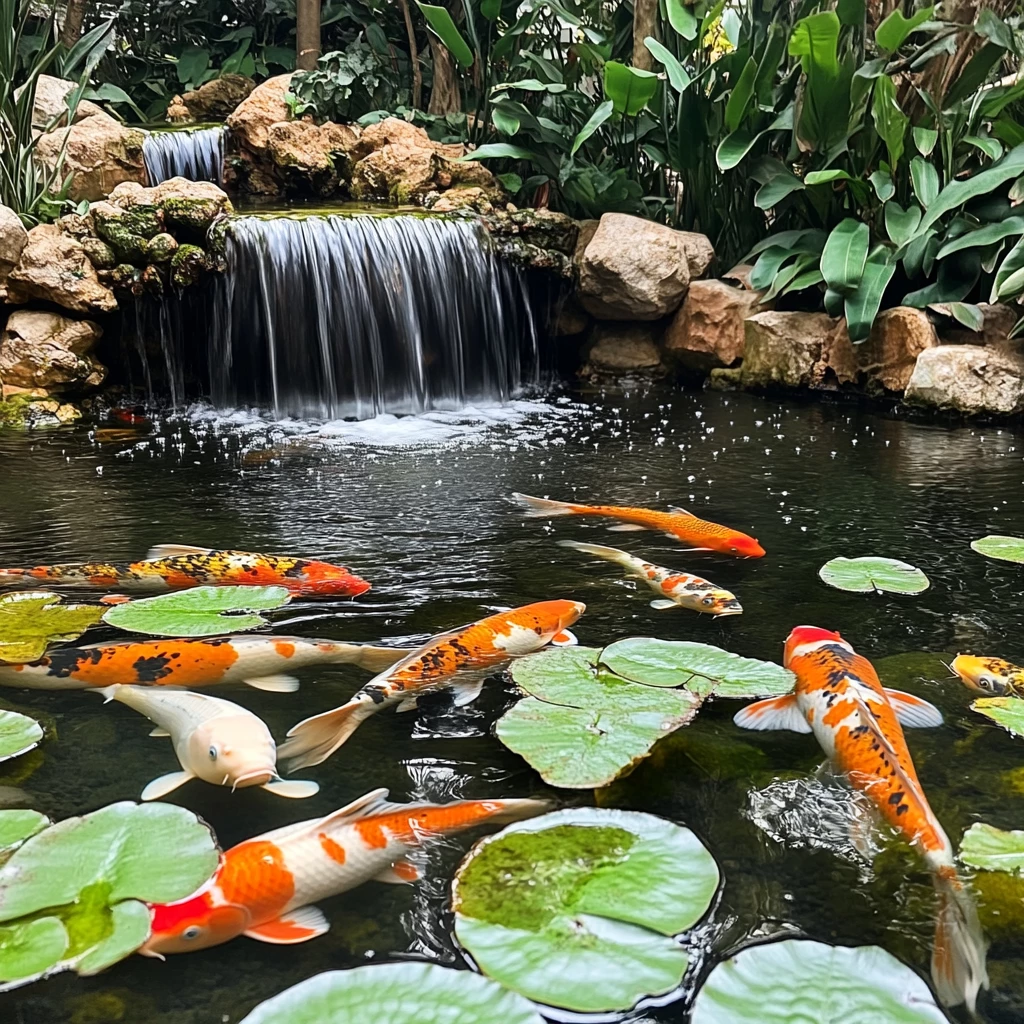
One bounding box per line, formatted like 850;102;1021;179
253;788;394;847
668;505;696;517
144;544;214;561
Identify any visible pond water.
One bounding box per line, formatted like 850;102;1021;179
1;387;1023;1023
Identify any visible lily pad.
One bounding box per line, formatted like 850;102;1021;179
101;585;291;637
0;592;103;664
960;822;1024;873
453;807;719;1013
818;556;930;595
0;710;43;763
599;638;794;697
501;648;701;788
0;811;50;854
690;939;947;1023
971;535;1024;563
971;696;1024;738
238;963;545;1024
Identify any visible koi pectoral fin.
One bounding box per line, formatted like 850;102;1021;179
550;629;578;646
733;694;811;733
650;599;678;610
148;727;171;738
607;524;648;532
884;688;944;728
244;906;329;944
144;543;213;560
374;857;422;884
449;677;486;707
243;674;300;693
141;771;195;801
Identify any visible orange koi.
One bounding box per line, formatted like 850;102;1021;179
950;654;1024;698
0;543;370;598
735;626;988;1011
512;492;764;557
280;599;585;770
142;788;548;955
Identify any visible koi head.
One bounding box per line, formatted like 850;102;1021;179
188;717;276;790
298;561;372;598
784;625;845;668
143;889;249;955
704;592;743;616
697;530;765;558
950;655;1024;697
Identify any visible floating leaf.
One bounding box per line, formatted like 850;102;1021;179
0;711;43;763
453;807;718;1013
101;585;290;637
0;811;50;854
818;556;929;594
238;962;545;1024
599;639;795;697
690;938;946;1023
971;697;1024;739
971;535;1024;563
960;822;1024;873
0;592;103;664
500;648;699;788
0;917;68;985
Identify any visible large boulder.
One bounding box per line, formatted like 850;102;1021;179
577;214;706;320
0;310;105;392
266;120;358;195
665;279;763;372
935;303;1020;348
0;204;29;301
349;118;430;164
905;346;1024;416
226;73;293;153
6;225;117;315
739;311;839;389
581;322;666;378
179;74;255;121
34;111;146;202
25;75;103;128
825;307;937;393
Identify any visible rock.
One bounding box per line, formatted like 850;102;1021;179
905;346;1024;416
935;303;1020;348
6;225;117;315
0;204;28;300
825;307;938;393
581;322;666;378
34;112;146;202
80;237;116;269
165;96;193;124
56;213;92;239
677;231;715;278
266;120;358;194
348;117;428;164
1;384;48;400
510;209;578;254
351;141;438;202
665;279;764;372
554;294;590;337
226;72;293;155
577;213;692;321
739;311;839;389
102;179;231;242
180;74;255;121
26;75;103;128
722;263;757;290
429;187;495;214
108;177;231;212
145;233;178;263
573;219;599;266
170;244;208;288
0;310;105;392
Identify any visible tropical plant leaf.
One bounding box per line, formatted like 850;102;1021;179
912;126;938;156
665;0;699;40
491;107;520;135
910;155;940;207
884;201;922;246
0;710;42;763
790;12;850;152
971;697;1024;739
869;168;895;201
453;807;718;1013
716;107;793;171
820;218;870;295
845;246;896;342
960;822;1024;873
604;62;659;116
416;3;474;67
963;134;1003;161
572;100;614;155
971;535;1024;563
644;38;690;94
725;57;758;133
919;144;1024;235
872;76;908;168
0;811;50;854
927;302;984;331
754;168;806;209
875;6;935;53
993;237;1024;301
818;556;929;594
975;8;1016;51
0;592;103;664
101;585;290;637
936;217;1024;260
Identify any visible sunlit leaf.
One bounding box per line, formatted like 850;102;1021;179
971;535;1024;563
0;710;43;763
972;697;1024;739
603;62;659;117
818;556;929;594
0;592;104;664
875;6;934;53
644;38;690;94
960;822;1024;873
0;811;50;854
0;916;68;986
416;3;474;67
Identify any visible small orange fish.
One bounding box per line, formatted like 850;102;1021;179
512;492;764;557
735;626;988;1011
0;543;370;599
280;599;585;769
142;788;548;955
950;654;1024;698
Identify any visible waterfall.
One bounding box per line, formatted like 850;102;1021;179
143;126;226;185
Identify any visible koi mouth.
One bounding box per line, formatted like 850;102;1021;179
230;768;276;790
715;601;743;617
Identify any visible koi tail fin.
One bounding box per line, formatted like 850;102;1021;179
511;492;581;517
558;540;633;566
485;798;553;825
321;642;411;674
0;570;30;586
931;866;989;1013
278;696;378;771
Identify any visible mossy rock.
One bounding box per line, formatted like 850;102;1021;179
108;264;139;290
509;209;579;255
80;238;116;270
145;233;178;264
119;205;162;240
0;395;39;428
94;221;149;265
206;217;229;258
170;244;208;288
140;265;165;297
162;197;222;236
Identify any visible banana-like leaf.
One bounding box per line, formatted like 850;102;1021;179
905;251;981;306
725;58;758;133
910;156;939;207
912;126;938;156
457;143;538;161
820;218;869;295
416;3;474;67
845;247;896;342
927;301;984;331
716;107;794;171
937;217;1024;260
976;8;1016;51
666;0;698;40
870;168;895;201
754;167;805;209
993;237;1024;301
644;38;690;94
963;134;1003;160
790;12;850;153
874;5;934;53
603;62;658;117
884;201;922;246
872;76;908;168
919;144;1024;235
571;100;614;155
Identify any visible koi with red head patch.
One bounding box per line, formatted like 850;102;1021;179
512;492;764;558
0;543;370;599
279;599;586;769
142;788;548;956
735;626;988;1011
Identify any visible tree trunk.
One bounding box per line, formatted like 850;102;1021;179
632;0;658;70
399;0;423;110
427;35;461;114
296;0;321;72
60;0;88;48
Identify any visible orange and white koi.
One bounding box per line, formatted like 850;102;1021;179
950;654;1024;698
559;540;742;615
280;599;585;770
0;544;370;598
142;788;548;955
0;635;406;691
735;626;988;1011
512;492;764;557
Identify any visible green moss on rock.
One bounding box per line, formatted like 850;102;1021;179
94;221;149;264
170;244;208;288
108;264;138;290
206;217;229;258
80;238;116;270
0;395;37;428
145;233;178;264
163;198;222;236
119;205;162;239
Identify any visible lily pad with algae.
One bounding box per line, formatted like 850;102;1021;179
0;811;50;854
971;697;1024;739
0;592;103;664
960;822;1024;874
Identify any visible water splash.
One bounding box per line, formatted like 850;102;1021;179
143;126;225;185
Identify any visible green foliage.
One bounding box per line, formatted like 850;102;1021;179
290;39;403;123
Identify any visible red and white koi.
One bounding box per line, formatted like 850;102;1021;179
735;626;988;1011
279;599;585;770
559;540;742;615
142;788;548;955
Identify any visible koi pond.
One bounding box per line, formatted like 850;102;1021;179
1;387;1024;1024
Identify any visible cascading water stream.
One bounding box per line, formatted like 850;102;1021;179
143;126;226;185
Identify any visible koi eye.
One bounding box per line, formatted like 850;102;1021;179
979;676;999;693
702;597;715;606
208;746;218;761
182;926;202;941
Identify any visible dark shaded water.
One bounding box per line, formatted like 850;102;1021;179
1;388;1024;1023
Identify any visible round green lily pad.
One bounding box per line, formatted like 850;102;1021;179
0;591;104;664
0;811;50;854
971;697;1024;739
238;962;545;1023
0;710;43;763
0;916;68;986
453;807;719;1013
971;535;1024;564
960;822;1024;874
690;939;947;1023
818;557;930;595
102;584;291;637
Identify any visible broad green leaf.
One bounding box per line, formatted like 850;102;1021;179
873;76;908;168
903;227;937;278
480;0;501;20
0;592;104;664
821;218;870;295
725;58;758;133
910;156;939;207
77;899;152;976
993;237;1024;301
845;247;896;341
754;168;805;209
750;246;802;289
492;107;520;135
0;916;68;984
716;107;793;171
101;585;290;637
971;534;1024;563
762;255;817;303
238;963;544;1024
789;12;839;75
885;201;922;246
790;13;850;152
458;142;537;161
818;556;929;594
976;7;1016;51
494;78;566;93
496;172;522;193
904;251;981;306
416;3;474;67
603;62;659;117
869;168;895;201
805;169;857;185
913;126;938;156
454;807;718;1012
599;639;794;698
964;135;1003;161
928;302;985;331
0;811;50;853
919;144;1024;236
666;0;698;40
690;939;947;1023
960;822;1024;873
644;38;690;93
875;6;935;53
572;100;614;155
972;697;1024;739
0;710;42;763
743;227;826;262
175;46;210;85
936;217;1024;259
